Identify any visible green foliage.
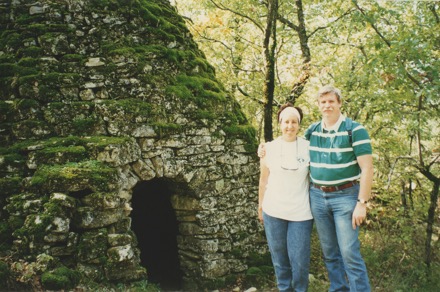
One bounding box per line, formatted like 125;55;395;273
41;266;80;290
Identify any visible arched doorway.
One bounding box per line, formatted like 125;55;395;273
130;178;182;290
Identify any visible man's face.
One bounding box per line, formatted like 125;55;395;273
318;93;342;118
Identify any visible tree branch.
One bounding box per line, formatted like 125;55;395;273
209;0;265;33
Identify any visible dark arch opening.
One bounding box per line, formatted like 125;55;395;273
130;178;182;291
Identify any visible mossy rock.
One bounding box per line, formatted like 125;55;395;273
0;176;22;197
0;261;10;286
29;160;118;193
41;266;80;290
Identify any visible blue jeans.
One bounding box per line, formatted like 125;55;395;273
310;184;371;292
263;212;313;292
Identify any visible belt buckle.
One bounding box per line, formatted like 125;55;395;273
320;185;332;192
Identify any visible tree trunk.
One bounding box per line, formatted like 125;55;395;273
263;0;278;142
288;0;311;104
425;178;439;267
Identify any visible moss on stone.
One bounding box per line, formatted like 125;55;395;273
0;260;10;286
13;213;52;241
0;101;13;121
0;177;22;197
61;54;85;63
30;160;118;193
18;46;43;58
33;145;89;165
152;122;182;137
17;74;38;86
41;72;81;86
12;120;51;139
0;63;15;77
17;57;38;67
41;266;80;290
99;99;153;121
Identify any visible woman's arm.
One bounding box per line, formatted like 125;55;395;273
258;158;269;223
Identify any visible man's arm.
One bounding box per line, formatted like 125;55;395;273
352;154;373;229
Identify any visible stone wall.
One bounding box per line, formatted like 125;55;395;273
0;0;266;290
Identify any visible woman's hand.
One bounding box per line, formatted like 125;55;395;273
257;143;266;158
258;207;263;223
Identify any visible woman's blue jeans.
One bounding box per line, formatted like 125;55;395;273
263;212;313;292
310;184;371;292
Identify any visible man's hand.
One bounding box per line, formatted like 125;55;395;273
352;203;367;229
257;143;266;158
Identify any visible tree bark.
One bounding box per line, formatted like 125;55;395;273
263;0;278;142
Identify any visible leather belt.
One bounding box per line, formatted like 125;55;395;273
312;181;358;193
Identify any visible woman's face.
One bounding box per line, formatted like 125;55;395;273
280;113;300;139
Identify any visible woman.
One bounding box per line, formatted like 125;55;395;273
258;103;313;292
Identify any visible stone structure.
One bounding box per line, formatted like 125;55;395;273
0;0;265;290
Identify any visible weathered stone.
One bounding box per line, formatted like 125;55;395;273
108;234;132;247
77;229;108;263
107;244;135;262
73;207;124;229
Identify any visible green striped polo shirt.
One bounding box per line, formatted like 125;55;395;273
305;116;372;186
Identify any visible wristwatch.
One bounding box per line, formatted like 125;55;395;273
357;199;368;204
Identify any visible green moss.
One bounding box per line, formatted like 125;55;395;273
41;72;81;86
0;63;15;77
61;54;85;62
89;0;121;10
82;136;133;149
30;160;117;193
17;74;38;85
13;99;40;111
0;221;13;252
152;122;182;137
223;125;257;144
71;118;97;133
41;266;80;290
194;110;216;120
0;101;12;120
100;99;153;121
18;57;39;67
13;213;52;240
0;177;22;198
0;261;10;286
166;74;227;109
25;23;71;34
12;120;51;138
0;53;14;63
18;46;43;58
33;145;89;165
2;32;21;48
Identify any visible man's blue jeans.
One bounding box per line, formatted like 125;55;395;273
263;212;313;292
310;184;371;292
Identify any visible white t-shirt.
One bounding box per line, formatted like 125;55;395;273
262;136;313;221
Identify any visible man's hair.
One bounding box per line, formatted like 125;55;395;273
276;103;303;124
318;85;342;102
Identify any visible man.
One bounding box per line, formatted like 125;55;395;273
259;85;373;291
306;85;372;291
